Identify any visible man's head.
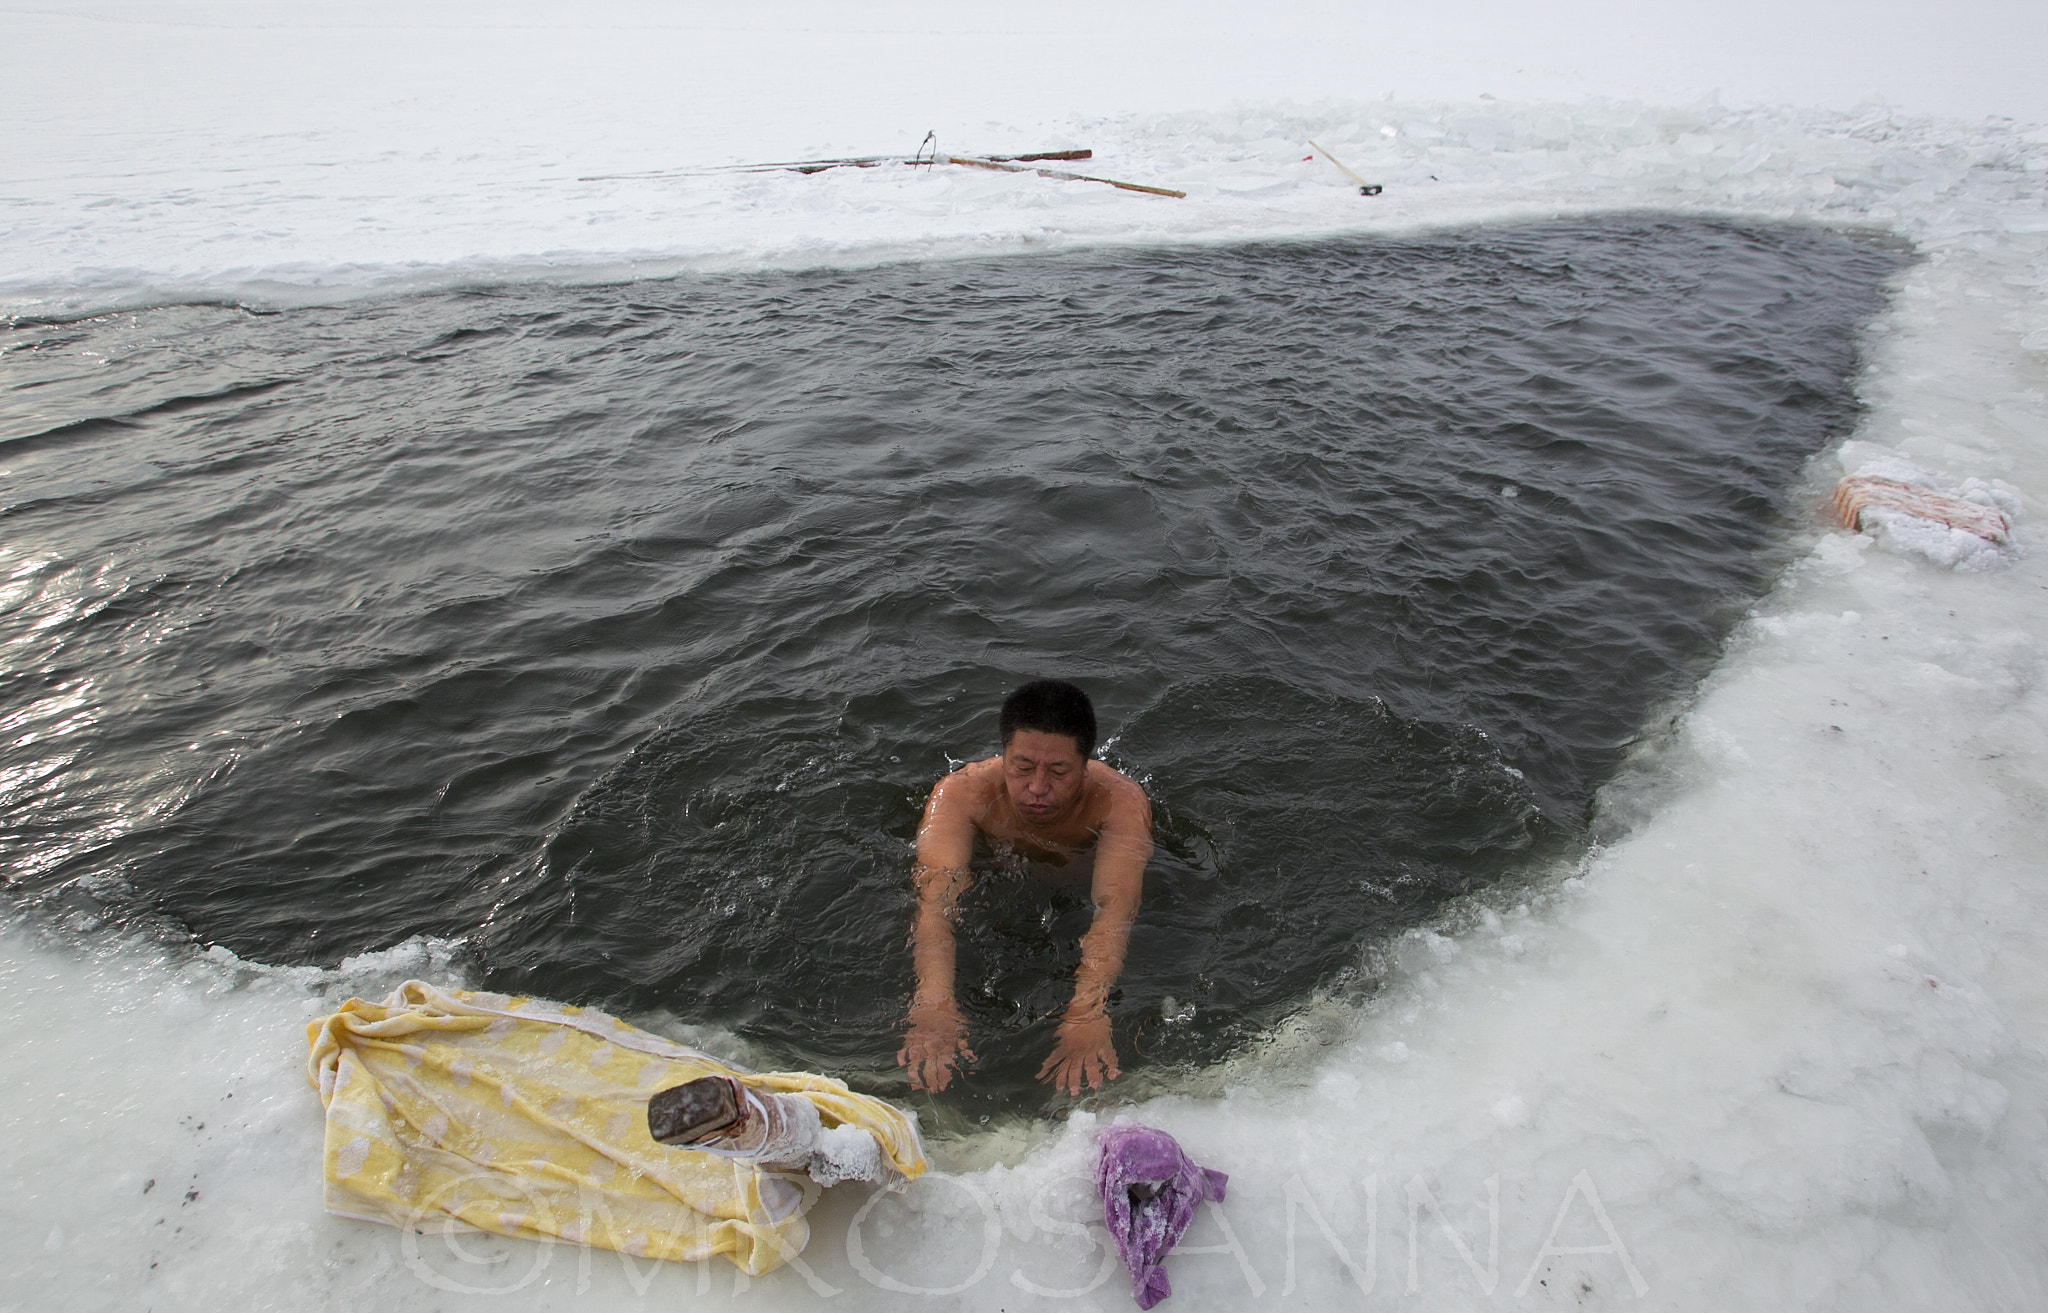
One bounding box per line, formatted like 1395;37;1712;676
998;680;1096;825
1000;679;1096;760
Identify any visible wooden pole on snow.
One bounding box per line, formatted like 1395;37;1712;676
942;154;1186;199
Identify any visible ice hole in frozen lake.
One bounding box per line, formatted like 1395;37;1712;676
0;216;1907;1120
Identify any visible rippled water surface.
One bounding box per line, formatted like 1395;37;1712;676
0;218;1904;1116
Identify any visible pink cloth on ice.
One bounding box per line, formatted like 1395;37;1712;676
1094;1123;1229;1309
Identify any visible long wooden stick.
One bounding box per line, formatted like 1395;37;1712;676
580;155;894;181
942;154;1186;199
576;144;1183;197
578;148;1095;183
993;150;1096;164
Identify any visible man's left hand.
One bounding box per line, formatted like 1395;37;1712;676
1037;1011;1120;1096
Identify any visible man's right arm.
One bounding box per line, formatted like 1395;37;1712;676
897;771;979;1092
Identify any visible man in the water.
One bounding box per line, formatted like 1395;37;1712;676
897;680;1153;1096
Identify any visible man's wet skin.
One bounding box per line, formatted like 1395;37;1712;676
897;727;1153;1096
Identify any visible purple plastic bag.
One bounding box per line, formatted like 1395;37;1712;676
1094;1123;1228;1309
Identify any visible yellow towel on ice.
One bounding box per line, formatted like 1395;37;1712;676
306;981;925;1275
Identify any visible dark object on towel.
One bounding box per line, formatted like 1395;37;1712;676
648;1075;744;1145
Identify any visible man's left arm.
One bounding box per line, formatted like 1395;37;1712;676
1037;779;1152;1095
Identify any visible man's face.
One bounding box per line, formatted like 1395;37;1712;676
1001;729;1088;825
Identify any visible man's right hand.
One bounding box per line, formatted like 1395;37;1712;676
897;1001;975;1092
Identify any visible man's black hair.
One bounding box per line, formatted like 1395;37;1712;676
999;679;1097;760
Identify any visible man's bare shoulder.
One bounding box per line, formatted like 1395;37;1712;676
1086;760;1151;814
927;757;1005;809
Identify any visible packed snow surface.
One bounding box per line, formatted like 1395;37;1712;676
5;2;2048;1310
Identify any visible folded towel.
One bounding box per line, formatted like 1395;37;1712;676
306;980;925;1275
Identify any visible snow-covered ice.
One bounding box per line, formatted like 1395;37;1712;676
5;2;2048;1309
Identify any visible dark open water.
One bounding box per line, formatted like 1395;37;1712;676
0;218;1904;1118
